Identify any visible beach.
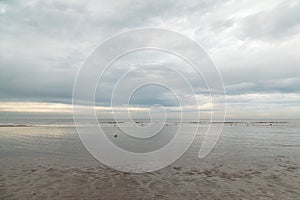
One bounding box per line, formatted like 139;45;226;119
2;0;300;199
1;121;300;199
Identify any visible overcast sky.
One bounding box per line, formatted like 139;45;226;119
0;0;300;119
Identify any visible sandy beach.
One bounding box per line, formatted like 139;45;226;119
1;123;300;199
1;156;299;199
2;0;300;199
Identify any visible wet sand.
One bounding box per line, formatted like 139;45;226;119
1;124;300;199
1;155;299;200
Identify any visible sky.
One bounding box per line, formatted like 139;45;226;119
0;0;300;119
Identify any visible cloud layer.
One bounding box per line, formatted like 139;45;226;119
0;0;300;118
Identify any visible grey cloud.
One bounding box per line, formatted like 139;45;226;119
239;1;300;40
225;78;300;95
0;0;300;116
130;85;179;107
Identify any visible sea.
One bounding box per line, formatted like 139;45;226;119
0;114;299;199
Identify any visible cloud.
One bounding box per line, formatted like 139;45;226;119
0;0;300;118
238;1;300;40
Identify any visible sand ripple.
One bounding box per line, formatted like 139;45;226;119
1;156;299;200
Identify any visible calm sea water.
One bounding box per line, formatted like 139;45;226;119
0;116;300;171
1;116;300;199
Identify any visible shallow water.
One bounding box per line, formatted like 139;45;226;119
0;120;300;199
